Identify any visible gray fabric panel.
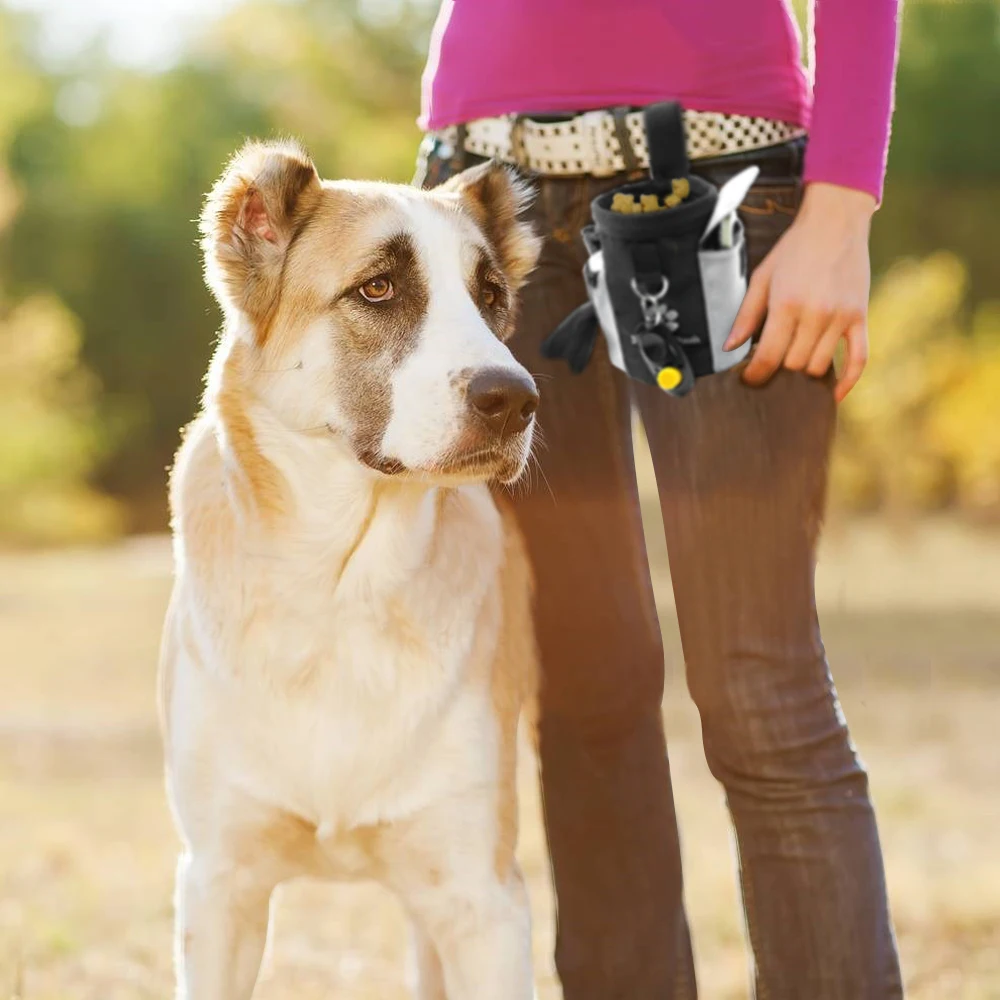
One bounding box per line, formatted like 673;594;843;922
587;252;628;374
698;230;751;373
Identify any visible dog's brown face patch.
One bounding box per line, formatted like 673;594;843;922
323;232;429;471
470;247;514;340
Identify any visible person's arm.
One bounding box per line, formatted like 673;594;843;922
725;0;902;402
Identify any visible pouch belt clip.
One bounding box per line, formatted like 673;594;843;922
580;110;618;177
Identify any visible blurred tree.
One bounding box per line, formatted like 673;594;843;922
0;0;433;530
0;0;998;535
0;8;119;543
872;0;1000;306
925;303;1000;517
834;252;1000;521
0;292;120;542
886;0;1000;181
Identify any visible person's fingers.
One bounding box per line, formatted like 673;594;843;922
783;307;831;372
742;301;798;386
724;259;772;351
804;315;848;379
833;320;868;402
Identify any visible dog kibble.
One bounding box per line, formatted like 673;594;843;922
611;179;691;214
611;193;638;214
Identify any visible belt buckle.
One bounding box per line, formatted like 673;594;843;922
434;128;457;162
580;110;617;177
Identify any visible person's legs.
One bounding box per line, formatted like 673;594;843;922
505;178;697;1000
636;158;902;998
421;148;697;998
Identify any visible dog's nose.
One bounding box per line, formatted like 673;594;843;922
468;368;539;438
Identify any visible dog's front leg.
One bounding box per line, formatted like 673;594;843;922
405;864;534;1000
173;852;276;1000
409;921;448;1000
388;788;534;1000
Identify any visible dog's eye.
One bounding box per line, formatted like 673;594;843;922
359;276;394;302
481;282;503;310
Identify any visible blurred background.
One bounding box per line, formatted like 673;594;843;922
0;0;998;998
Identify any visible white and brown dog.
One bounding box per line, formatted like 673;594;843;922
159;141;543;1000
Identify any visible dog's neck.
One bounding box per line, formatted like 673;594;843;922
203;343;449;597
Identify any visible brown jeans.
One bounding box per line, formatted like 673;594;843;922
420;138;902;1000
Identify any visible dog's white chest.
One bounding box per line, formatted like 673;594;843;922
240;599;493;819
169;483;505;839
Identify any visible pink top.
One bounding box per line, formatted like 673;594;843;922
420;1;900;201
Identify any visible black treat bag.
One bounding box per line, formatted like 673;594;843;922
542;102;759;395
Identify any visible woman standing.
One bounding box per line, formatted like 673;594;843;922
416;2;903;996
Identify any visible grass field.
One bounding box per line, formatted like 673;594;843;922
2;519;999;999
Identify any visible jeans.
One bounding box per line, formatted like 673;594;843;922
418;135;903;1000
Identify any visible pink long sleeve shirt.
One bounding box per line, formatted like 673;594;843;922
420;0;900;201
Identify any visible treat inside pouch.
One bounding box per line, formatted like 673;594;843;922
587;165;760;382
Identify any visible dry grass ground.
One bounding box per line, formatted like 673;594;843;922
2;509;999;999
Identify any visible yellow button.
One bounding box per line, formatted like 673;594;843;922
657;366;683;391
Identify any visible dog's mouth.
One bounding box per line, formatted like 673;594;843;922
356;449;408;477
433;446;527;483
356;442;529;485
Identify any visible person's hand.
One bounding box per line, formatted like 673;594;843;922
724;182;877;403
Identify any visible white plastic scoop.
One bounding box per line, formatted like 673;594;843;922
701;165;760;245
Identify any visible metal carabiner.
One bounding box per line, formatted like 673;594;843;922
630;276;679;332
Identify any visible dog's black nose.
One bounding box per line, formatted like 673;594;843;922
468;368;539;438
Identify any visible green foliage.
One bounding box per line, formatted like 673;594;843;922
872;0;1000;305
0;13;120;543
0;292;120;543
834;253;1000;519
0;0;432;531
888;0;1000;182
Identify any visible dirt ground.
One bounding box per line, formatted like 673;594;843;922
1;522;998;999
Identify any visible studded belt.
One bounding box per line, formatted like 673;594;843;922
423;107;806;178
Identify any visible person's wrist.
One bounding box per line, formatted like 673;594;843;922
798;182;877;233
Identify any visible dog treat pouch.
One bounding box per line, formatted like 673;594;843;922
541;102;759;396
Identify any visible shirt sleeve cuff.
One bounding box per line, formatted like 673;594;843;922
802;157;886;205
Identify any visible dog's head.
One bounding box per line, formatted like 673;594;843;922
200;141;542;485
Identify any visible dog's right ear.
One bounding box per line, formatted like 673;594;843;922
200;140;322;329
439;160;542;293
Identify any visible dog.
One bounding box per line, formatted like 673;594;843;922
159;140;543;1000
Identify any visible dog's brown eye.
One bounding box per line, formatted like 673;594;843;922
482;282;503;309
360;276;394;302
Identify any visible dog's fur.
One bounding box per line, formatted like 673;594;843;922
159;141;543;1000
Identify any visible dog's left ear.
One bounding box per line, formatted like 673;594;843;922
441;161;542;291
201;140;322;328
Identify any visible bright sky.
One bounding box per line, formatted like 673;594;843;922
5;0;244;69
6;0;420;68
